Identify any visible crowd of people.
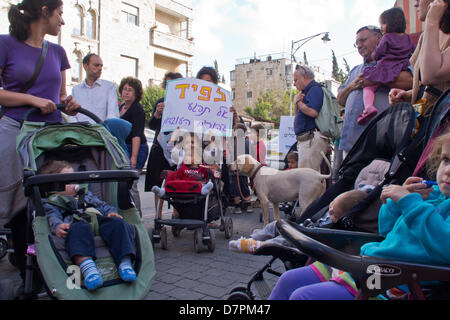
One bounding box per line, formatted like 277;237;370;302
0;0;449;300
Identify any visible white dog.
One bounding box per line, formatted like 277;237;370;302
230;153;332;226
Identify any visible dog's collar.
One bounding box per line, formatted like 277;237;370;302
249;163;264;180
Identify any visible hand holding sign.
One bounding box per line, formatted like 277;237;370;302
162;78;233;137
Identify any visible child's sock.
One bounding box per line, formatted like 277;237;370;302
118;256;136;282
201;180;214;195
228;237;263;254
151;186;166;198
80;258;103;291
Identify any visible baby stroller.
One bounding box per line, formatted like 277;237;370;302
276;89;450;300
15;106;155;300
232;89;450;300
228;97;447;300
150;168;233;253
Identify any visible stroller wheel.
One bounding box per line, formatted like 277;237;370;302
224;217;233;239
160;227;168;250
171;227;182;238
229;286;249;294
193;229;203;253
206;229;215;253
227;291;252;300
0;239;7;260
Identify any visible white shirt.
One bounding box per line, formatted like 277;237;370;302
70;79;120;123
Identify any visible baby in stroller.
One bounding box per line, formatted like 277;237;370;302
39;160;137;291
151;132;215;199
229;188;369;253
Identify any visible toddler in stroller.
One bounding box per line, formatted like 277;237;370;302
272;131;450;300
151;131;233;252
39;160;137;291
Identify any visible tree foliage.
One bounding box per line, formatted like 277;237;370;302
141;86;165;122
245;89;296;125
331;49;349;84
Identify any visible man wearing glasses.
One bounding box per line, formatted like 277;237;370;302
337;26;413;157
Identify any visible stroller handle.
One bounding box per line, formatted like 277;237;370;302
22;104;102;123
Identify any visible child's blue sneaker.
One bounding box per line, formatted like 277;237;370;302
84;273;104;291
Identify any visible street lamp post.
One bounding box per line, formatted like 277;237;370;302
288;32;331;116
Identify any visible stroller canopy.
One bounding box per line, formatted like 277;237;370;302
16;121;130;171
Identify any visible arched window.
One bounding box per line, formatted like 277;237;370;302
72;52;82;83
73;6;83;36
86;10;96;39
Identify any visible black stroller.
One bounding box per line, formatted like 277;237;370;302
150;168;233;253
276;89;450;300
227;95;448;300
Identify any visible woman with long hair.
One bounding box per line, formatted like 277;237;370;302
0;0;80;283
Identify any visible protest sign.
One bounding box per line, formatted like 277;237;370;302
161;78;233;137
279;116;296;156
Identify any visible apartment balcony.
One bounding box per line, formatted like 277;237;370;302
151;28;194;57
156;0;193;19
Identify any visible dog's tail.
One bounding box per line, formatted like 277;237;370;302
319;151;333;180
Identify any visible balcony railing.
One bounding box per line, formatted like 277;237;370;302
151;29;194;56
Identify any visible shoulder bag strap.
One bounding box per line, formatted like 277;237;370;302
0;40;48;119
20;40;49;94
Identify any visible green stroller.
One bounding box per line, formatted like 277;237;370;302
15;107;155;299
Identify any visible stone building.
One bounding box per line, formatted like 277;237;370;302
230;55;291;114
0;0;194;90
230;53;337;114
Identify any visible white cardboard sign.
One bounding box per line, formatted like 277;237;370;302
279;116;297;156
161;78;233;136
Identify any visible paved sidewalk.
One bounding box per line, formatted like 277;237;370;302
0;175;285;300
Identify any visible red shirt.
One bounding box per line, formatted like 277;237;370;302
176;163;209;182
253;140;266;165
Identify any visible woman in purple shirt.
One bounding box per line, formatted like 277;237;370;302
0;0;79;284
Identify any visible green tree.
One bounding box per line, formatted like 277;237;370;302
244;89;294;124
141;86;165;122
343;57;351;74
331;50;349;84
332;49;341;82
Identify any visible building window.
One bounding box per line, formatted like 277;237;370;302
232;88;236;100
246;71;252;78
247;91;252;98
86;10;96;39
73;6;83;36
122;2;139;26
180;20;188;39
72;52;82;83
121;55;138;78
266;68;273;76
230;71;235;81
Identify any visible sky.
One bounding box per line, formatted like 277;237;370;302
191;0;397;84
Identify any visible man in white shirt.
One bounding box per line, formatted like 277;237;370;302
71;54;119;123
